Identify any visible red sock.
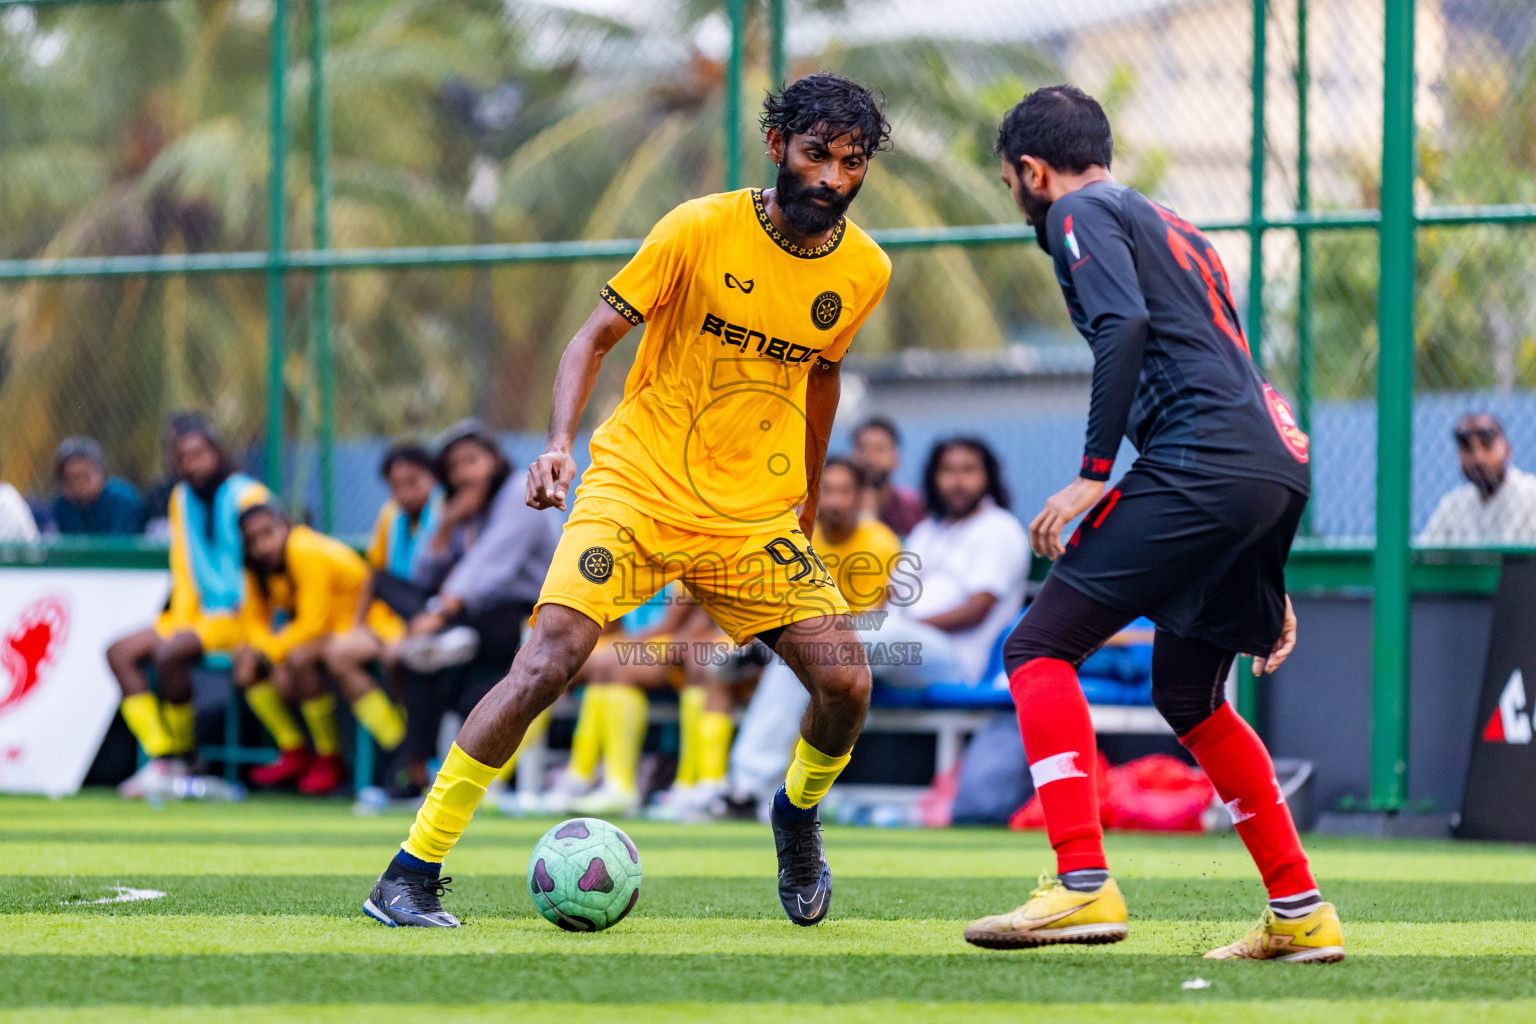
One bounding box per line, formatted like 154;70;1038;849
1180;703;1316;899
1009;658;1106;874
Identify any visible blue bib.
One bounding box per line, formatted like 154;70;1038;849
175;474;261;613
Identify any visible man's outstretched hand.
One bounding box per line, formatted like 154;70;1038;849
527;450;578;511
1029;477;1106;560
1252;595;1297;676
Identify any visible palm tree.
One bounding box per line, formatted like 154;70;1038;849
0;0;1073;495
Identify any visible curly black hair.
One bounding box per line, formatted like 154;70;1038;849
995;84;1112;173
760;72;892;156
922;437;1010;518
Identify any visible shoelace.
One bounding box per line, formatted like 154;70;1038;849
775;823;822;886
1027;870;1058;902
410;875;453;913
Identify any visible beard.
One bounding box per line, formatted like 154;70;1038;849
1017;181;1054;253
776;160;859;237
942;490;986;521
1465;462;1507;499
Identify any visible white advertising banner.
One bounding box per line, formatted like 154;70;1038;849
0;568;170;795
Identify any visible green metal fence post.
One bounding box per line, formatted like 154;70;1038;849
1295;0;1313;535
724;0;744;191
1238;0;1267;725
770;0;787;88
1246;0;1267;368
265;0;290;494
1372;0;1416;810
309;0;335;532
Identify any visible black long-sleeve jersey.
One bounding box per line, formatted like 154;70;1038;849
1045;181;1311;495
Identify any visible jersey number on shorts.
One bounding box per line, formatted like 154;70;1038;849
764;536;832;586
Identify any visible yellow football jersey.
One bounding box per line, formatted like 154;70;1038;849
582;188;890;535
813;515;902;613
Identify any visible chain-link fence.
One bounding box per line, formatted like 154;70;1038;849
1;0;1532;548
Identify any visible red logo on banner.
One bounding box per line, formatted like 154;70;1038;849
0;597;69;718
1482;669;1532;745
1263;384;1310;464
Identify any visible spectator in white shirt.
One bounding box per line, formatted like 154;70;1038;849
1422;413;1536;546
0;455;40;542
890;438;1030;683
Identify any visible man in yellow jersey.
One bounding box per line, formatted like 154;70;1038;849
106;417;270;798
365;74;892;929
325;442;442;709
231;505;405;795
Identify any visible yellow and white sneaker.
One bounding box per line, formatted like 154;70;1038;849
1204;903;1345;963
963;872;1128;949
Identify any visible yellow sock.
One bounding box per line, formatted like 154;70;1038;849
352;688;406;751
675;685;706;787
567;688;603;783
699;709;733;784
500;708;550;781
120;693;174;758
403;742;499;864
599;684;647;794
784;737;851;810
301;694;341;757
162;702;196;756
245;682;305;751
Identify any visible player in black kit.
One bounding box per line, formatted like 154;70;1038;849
963;86;1344;963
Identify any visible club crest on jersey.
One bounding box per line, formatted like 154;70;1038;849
578;546;614;585
1263;385;1311;463
1482;668;1532;744
811;291;842;331
1064;215;1082;261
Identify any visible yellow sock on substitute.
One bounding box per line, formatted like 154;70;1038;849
403;742;500;864
162;702;196;756
301;694;341;757
120;693;174;758
699;709;733;784
568;689;603;783
785;737;851;810
500;707;551;781
600;684;647;794
245;682;306;752
351;688;406;751
675;685;706;787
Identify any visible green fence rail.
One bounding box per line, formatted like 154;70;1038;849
4;0;1535;812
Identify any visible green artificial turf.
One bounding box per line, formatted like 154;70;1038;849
2;794;1534;1022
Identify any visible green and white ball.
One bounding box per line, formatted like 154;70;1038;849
526;817;642;931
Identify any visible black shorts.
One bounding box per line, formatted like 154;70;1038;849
1049;463;1307;656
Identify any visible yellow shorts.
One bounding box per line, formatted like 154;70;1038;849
535;496;848;645
365;601;407;646
154;611;243;653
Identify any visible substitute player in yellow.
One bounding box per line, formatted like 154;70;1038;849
364;73;892;928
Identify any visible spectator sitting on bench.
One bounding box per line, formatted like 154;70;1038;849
50;436;146;536
886;437;1029;684
325;441;442;716
231;503;408;795
107;416;270;799
382;419;560;798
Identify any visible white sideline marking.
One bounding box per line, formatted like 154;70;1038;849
63;886;167;906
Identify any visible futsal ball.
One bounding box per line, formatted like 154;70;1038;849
526;817;642;931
